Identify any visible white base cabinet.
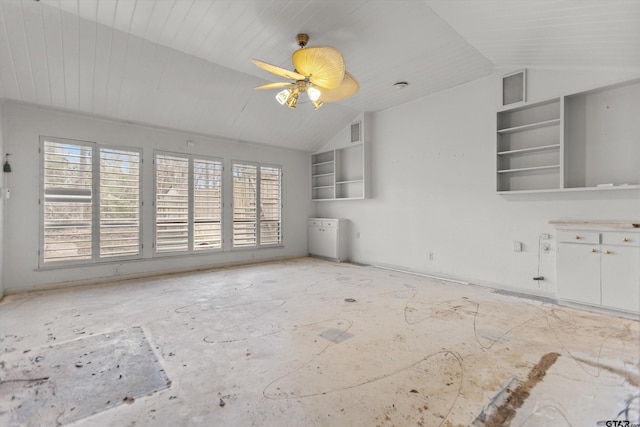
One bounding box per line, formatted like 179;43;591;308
308;218;349;261
555;223;640;314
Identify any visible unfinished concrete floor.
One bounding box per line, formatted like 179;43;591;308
1;258;638;426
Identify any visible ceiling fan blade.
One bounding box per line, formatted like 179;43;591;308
292;46;345;90
318;71;359;103
252;59;305;81
254;82;295;90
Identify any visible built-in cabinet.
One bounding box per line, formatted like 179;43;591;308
311;118;369;201
553;221;640;314
308;218;349;261
497;78;640;193
312;144;366;200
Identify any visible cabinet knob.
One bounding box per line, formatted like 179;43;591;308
575;235;580;240
591;248;597;253
605;250;611;254
623;237;629;242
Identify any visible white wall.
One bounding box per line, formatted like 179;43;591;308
2;102;312;293
0;101;4;298
315;69;640;297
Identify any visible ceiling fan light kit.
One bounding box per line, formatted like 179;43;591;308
252;33;359;110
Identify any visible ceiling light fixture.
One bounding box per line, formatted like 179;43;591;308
393;81;408;90
253;33;359;110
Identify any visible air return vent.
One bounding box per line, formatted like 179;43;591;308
350;121;361;143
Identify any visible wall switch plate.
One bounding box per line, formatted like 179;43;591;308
513;241;522;252
541;233;550;239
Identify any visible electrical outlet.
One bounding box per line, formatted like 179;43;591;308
513;241;522;252
428;252;434;261
541;233;550;240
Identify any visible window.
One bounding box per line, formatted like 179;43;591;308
155;152;222;254
232;162;282;248
41;137;141;265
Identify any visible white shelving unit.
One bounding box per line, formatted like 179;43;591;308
311;118;369;201
311;151;336;201
497;78;640;193
497;98;562;192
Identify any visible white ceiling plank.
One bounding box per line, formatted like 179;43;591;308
77;14;97;112
114;34;144;119
77;0;98;21
104;28;130;119
120;38;157;120
184;1;233;57
92;3;118;116
197;1;254;61
144;0;177;45
169;0;215;52
41;2;67;108
96;0;117;31
59;1;80;110
20;1;52;105
159;0;196;48
129;0;155;38
112;0;137;33
0;2;21;100
427;0;640;70
2;1;38;103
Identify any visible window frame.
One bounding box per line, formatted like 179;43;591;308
231;160;283;249
39;136;143;267
153;150;224;256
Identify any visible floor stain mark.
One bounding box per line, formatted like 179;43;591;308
574;356;640;387
319;328;353;344
475;352;560;427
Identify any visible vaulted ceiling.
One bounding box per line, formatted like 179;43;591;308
0;0;639;152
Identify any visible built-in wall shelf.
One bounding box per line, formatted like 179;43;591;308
498;184;640;195
311;118;370;201
497;118;561;135
498;165;560;174
498;144;560;156
497;77;640;193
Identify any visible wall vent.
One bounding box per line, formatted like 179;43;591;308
350;121;361;143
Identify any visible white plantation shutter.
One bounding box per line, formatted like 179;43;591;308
193;159;223;250
43;140;93;262
42;139;142;265
155;153;223;254
260;166;282;245
232;162;282;248
99;148;141;258
155;154;189;253
232;163;257;247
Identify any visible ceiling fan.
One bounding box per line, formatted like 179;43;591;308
252;34;359;110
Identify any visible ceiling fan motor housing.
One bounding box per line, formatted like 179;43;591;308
297;33;309;48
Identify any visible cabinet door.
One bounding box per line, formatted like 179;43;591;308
601;245;640;313
557;243;601;305
308;226;337;259
308;226;323;256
